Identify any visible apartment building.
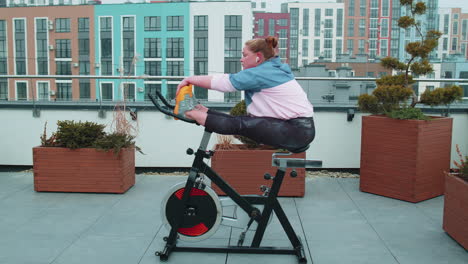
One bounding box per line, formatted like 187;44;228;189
253;12;290;64
0;1;253;102
438;8;468;60
281;2;345;69
0;5;95;101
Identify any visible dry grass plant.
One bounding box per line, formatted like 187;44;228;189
216;134;238;150
112;55;140;137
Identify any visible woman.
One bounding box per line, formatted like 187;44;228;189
177;36;315;153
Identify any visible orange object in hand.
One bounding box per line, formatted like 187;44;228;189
174;85;194;120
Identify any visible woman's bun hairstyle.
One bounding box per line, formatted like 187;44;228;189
245;36;279;61
265;36;278;49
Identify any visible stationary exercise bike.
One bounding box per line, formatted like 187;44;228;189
148;89;322;263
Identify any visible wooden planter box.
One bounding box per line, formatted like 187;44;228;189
443;173;468;250
211;145;305;197
33;147;135;194
360;115;452;203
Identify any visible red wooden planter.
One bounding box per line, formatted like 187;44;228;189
443;173;468;250
33;147;135;194
211;145;305;197
360;115;452;203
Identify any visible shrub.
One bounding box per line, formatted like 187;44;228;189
40;120;141;155
357;0;462;119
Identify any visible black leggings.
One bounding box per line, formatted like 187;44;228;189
205;110;315;153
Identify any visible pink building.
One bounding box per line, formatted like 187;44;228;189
253;13;290;64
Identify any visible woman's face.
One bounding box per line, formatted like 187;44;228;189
240;46;259;70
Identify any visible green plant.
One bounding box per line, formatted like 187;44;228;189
40;120;141;155
54;120;106;149
229;100;259;148
453;144;468;182
358;0;462;119
94;132;142;155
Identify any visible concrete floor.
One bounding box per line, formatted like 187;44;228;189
0;171;467;264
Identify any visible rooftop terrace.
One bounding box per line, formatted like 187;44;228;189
0;170;467;264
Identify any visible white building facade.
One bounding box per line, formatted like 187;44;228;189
282;2;345;68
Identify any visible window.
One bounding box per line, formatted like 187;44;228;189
302;39;308;56
55;18;70;33
167;61;184;76
381;0;389;16
79;61;90;75
269;19;275;36
324;19;333;29
279;19;287;26
145;16;161;31
144;61;161;76
78;18;89;32
444;14;449;34
56;39;71;58
166;84;177;100
336;39;342;55
314;39;320;56
0;81;7;100
336;9;343;37
194;61;208;75
79;38;89;55
101;61;112;76
56;83;72;101
349;0;355;16
452;38;457;51
167;16;184;31
347;19;354;37
347;39;354;54
325;9;333;16
16;61;26;75
194;16;208;30
453;21;458;35
443;38;448;51
360;0;366;16
123;83;135;101
14;19;25;33
56;61;71;75
100;17;112;32
145;83;161;101
257;19;264;36
36;19;47;33
380;19;389;38
166;38;184;58
144;38;161;58
194;37;207;58
303;9;309;36
279;29;287;38
225;16;242;30
359;19;366;37
101;83;113;101
122;17;134;32
224;37;241;58
16;82;27;100
79;82;90;100
101;38;112;58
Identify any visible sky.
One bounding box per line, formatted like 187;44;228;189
102;0;468;13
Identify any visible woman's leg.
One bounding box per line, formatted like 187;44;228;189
205;113;315;152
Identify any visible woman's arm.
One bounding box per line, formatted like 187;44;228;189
177;75;213;94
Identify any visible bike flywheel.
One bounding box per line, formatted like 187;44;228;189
161;182;222;242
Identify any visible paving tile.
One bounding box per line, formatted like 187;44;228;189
53;234;153;264
0;232;75;264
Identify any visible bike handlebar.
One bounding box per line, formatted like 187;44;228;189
147;92;198;124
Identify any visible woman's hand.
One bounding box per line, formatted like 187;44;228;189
176;77;191;96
